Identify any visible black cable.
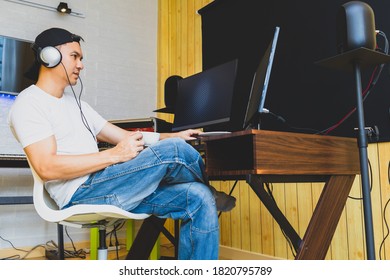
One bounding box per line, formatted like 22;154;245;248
107;221;125;245
388;160;390;185
320;64;381;135
268;59;381;136
20;244;47;260
265;110;323;135
0;235;25;260
64;226;79;253
216;180;297;257
228;181;237;197
378;160;390;260
74;76;96;140
60;62;96;142
348;159;373;200
113;225;120;260
0;234;28;253
266;31;388;136
260;63;381;135
107;221;125;260
1;254;21;260
46;237;86;259
0;234;46;260
264;182;297;257
320;30;388;136
379;198;390;260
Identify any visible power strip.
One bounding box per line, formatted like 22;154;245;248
83;246;121;254
45;246;120;259
45;249;60;260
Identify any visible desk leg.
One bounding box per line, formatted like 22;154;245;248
126;216;180;260
126;216;165;259
296;175;355;260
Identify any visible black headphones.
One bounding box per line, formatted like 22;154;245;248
31;43;62;68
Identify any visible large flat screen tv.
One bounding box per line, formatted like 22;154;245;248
0;35;34;95
0;35;34;155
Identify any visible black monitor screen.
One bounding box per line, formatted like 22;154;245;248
0;35;34;95
243;26;280;129
172;59;238;132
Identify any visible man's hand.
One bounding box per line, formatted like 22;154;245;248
110;131;145;162
160;129;202;141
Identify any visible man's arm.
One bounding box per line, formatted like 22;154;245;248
98;121;202;143
25;122;145;182
96;121;136;145
25;120;201;182
160;129;201;141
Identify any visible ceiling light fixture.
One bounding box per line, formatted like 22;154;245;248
4;0;85;18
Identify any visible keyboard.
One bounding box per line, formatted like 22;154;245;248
0;154;28;168
0;153;26;160
197;131;232;137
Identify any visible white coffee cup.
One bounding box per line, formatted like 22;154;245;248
140;131;160;146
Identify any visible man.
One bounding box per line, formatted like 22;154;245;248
8;28;235;260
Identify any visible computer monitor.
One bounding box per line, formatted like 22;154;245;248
0;35;34;94
243;26;280;129
171;59;238;132
0;93;24;155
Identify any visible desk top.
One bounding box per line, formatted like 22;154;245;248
202;129;360;178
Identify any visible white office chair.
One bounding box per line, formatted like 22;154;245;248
29;163;150;260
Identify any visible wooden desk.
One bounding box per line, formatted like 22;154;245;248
201;129;360;260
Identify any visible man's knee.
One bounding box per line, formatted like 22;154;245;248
159;137;200;161
187;183;216;213
160;137;186;147
187;182;219;231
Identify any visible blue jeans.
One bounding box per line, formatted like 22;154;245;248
64;138;219;260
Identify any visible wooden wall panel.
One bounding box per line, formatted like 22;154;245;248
157;0;206;125
248;185;262;253
346;176;366;259
272;183;288;257
377;143;390;259
368;144;385;259
157;0;390;260
218;181;233;247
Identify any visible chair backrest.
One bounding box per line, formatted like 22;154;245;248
28;159;150;224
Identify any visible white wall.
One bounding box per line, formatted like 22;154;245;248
0;0;157;250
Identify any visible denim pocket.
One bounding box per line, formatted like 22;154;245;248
70;194;121;207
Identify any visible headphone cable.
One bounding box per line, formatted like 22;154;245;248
60;62;96;141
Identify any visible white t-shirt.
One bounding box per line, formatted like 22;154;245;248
8;85;107;208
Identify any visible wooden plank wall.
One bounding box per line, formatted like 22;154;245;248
157;0;390;260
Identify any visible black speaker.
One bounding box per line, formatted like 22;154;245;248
31;43;62;68
154;75;183;113
337;1;376;53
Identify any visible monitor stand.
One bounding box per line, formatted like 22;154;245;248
246;109;286;131
245;112;262;130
